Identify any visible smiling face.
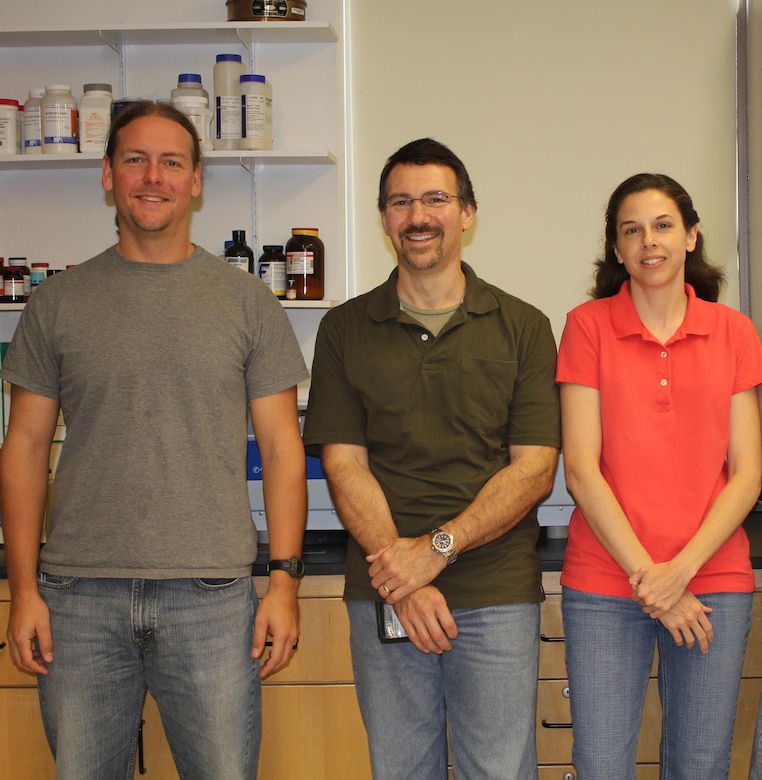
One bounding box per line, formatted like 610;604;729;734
379;163;475;275
613;188;698;295
102;115;202;248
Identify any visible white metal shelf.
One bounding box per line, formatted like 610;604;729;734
0;22;338;48
0;150;338;171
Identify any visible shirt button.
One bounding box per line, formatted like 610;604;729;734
660;379;668;386
660;351;668;358
421;333;429;342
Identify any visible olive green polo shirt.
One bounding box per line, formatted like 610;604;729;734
303;262;561;608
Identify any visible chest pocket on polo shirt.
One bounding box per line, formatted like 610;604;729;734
459;358;517;430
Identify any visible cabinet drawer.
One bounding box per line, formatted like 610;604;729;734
260;684;371;780
537;679;663;765
539;595;566;679
263;597;353;684
0;602;39;687
0;688;55;778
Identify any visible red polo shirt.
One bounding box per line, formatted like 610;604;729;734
556;282;762;596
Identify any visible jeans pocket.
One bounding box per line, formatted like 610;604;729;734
37;571;78;589
195;577;241;590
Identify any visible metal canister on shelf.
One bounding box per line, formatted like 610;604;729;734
3;257;31;302
258;245;287;298
226;0;307;21
286;228;324;300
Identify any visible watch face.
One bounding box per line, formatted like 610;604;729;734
290;557;306;577
432;532;453;553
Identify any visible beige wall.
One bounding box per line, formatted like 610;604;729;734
348;0;740;340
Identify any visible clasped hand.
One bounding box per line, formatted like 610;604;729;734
367;535;446;605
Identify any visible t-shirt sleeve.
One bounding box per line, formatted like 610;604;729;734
302;307;368;453
732;313;762;395
556;305;601;390
506;311;561;448
0;291;60;400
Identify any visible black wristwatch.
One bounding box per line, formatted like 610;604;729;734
267;557;306;579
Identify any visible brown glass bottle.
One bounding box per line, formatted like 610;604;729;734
286;228;324;300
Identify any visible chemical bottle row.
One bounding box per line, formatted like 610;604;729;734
223;228;324;301
0;258;71;303
2;55;274;156
0;84;113;155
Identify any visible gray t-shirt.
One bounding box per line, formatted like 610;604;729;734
1;246;309;578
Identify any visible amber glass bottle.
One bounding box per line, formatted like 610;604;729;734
285;228;324;300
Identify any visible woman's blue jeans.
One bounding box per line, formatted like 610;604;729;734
347;599;540;780
562;587;752;780
37;574;261;780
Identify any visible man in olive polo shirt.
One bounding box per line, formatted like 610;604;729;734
303;138;560;780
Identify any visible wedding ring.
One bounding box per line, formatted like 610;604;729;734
382;584;390;595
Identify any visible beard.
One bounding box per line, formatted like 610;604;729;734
397;224;444;272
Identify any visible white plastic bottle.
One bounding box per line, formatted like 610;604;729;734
23;88;45;154
213;53;245;151
78;83;112;153
171;73;210;104
0;99;19;155
42;84;78;154
172;95;213;152
240;74;273;151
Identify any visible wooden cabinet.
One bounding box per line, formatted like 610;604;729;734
538;571;762;780
2;572;760;779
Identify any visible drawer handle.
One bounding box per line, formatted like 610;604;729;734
540;633;565;643
541;719;573;729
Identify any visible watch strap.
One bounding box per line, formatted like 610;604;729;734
267;557;305;579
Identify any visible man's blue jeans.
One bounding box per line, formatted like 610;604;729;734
562;587;752;780
347;599;540;780
37;574;261;780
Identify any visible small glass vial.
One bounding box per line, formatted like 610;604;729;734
42;84;78;154
30;262;50;292
3;257;31;302
258;245;286;298
286;228;324;300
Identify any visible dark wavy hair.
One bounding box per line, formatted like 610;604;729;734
377;137;477;212
105;100;201;170
592;173;724;301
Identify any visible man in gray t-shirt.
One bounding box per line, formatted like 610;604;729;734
0;102;308;779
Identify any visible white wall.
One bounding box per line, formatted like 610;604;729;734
0;0;742;343
348;0;740;340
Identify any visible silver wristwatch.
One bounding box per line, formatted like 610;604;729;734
429;528;458;565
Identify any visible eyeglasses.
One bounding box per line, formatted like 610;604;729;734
384;191;462;212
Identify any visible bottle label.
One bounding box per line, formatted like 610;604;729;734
287;251;314;275
227;256;249;272
23;105;42;150
259;260;286;296
0;115;17;152
4;278;25;299
79;109;110;151
242;94;272;140
42;104;77;146
216;96;242;140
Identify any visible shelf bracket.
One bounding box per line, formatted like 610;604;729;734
98;30;128;97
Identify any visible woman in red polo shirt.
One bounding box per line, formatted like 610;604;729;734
556;172;762;780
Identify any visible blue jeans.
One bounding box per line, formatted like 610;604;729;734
37;575;261;780
562;587;752;780
347;600;540;780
